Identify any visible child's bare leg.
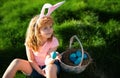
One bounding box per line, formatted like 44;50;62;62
45;64;57;78
2;58;32;78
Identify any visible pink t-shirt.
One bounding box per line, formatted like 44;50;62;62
32;37;59;66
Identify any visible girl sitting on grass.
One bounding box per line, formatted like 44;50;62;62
2;1;65;78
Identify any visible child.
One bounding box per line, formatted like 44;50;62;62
2;1;65;78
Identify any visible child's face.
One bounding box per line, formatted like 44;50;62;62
40;24;53;39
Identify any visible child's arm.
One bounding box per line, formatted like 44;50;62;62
45;55;55;65
26;46;45;76
45;46;59;65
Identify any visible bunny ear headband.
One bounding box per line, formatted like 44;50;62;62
36;1;65;24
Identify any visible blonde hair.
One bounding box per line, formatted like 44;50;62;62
25;15;54;51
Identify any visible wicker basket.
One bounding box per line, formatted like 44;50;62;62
60;35;92;73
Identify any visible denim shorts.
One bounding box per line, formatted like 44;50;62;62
29;60;61;78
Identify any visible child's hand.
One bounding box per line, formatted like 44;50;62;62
45;51;60;65
45;58;56;65
41;68;46;77
56;53;62;61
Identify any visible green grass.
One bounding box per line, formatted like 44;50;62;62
0;0;120;78
15;72;26;78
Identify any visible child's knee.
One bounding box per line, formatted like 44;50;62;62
12;58;20;63
12;58;23;65
46;64;57;73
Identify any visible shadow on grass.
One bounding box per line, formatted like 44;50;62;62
0;46;27;77
0;43;120;78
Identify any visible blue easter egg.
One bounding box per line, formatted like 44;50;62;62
83;53;88;59
76;50;82;57
74;57;81;65
51;51;57;59
70;53;76;58
69;53;77;62
70;57;77;62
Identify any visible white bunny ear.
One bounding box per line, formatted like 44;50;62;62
40;3;52;18
37;1;65;24
46;1;65;16
37;3;52;24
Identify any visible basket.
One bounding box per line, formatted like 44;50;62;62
60;35;92;73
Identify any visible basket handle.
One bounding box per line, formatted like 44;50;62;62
69;35;84;66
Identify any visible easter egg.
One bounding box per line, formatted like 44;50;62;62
70;57;77;62
70;53;76;58
83;53;88;59
74;57;81;65
51;51;57;59
76;50;82;57
69;53;77;62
